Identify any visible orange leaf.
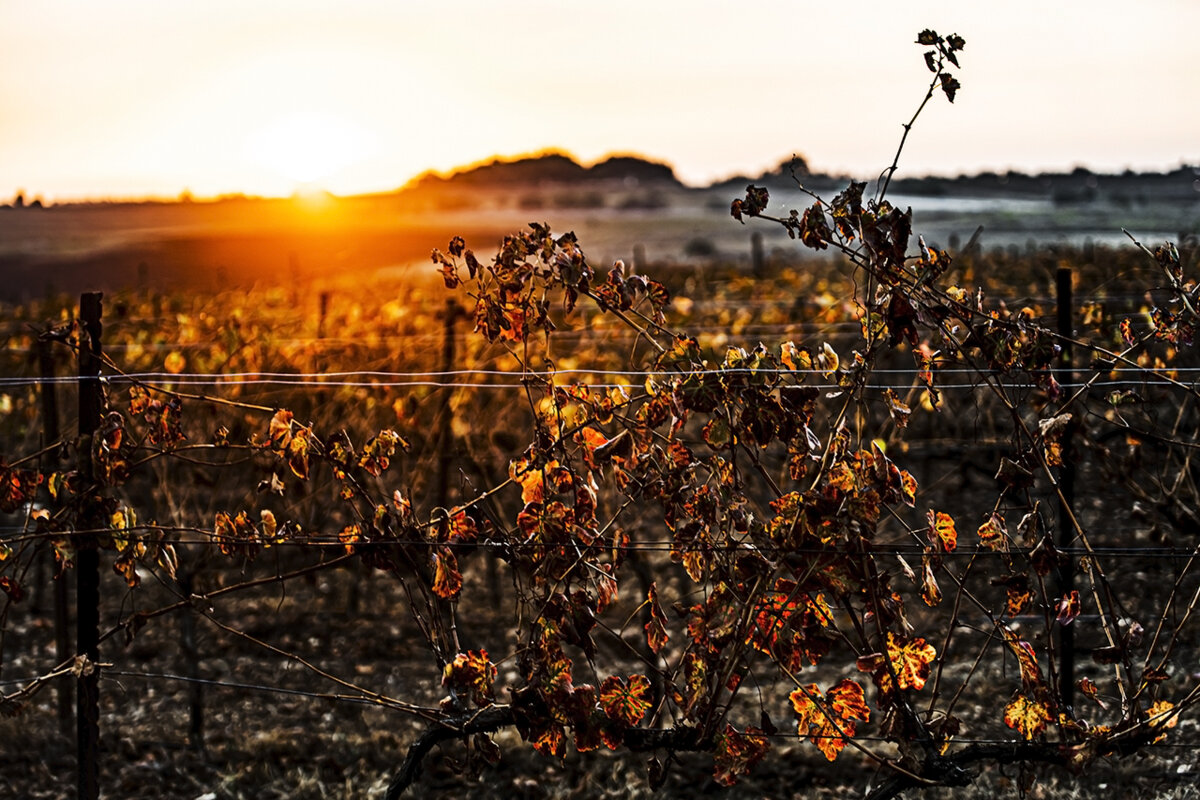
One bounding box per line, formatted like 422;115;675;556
287;427;312;480
1004;694;1050;740
514;459;563;504
519;468;545;504
644;582;668;655
359;429;406;476
827;680;871;722
681;545;706;583
432;547;462;600
675;651;708;719
899;470;918;507
977;513;1007;550
530;723;566;758
541;656;574;714
860;633;937;692
1077;677;1107;710
1147;700;1178;729
889;633;937;691
1005;585;1033;617
443;649;497;707
789;679;870;760
338;523;361;553
882;388;911;428
927;509;957;552
576;427;609;469
712;724;770;786
1002;628;1043;690
599;674;651;726
595;568;618;613
447;509;479;543
268;409;293;449
112;552;140;588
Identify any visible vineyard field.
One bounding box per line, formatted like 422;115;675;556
2;147;1200;799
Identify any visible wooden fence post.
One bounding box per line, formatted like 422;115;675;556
37;336;73;735
1055;267;1076;709
632;244;647;276
318;291;331;339
436;299;459;510
77;292;103;800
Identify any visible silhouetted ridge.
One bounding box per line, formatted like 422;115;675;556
412;152;681;189
588;155;678;184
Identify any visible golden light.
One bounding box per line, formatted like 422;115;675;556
243;111;377;190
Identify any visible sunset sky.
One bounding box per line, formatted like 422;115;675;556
2;0;1198;202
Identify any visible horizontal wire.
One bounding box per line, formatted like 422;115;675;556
102;669;387;708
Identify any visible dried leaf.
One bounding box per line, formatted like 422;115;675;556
644;583;668;654
432;547;463;600
1055;590;1081;626
977;513;1008;550
1004;694;1050;740
789;679;870;760
443;649;497;707
927;510;958;552
712;724;770;786
599;674;651;727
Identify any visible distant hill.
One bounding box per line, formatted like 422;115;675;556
711;157;1200;205
887;165;1200;204
408;151;681;190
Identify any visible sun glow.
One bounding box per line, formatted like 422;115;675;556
243;111;378;191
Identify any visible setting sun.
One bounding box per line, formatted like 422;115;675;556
243;111;378;189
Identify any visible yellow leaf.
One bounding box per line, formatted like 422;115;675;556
927;509;958;552
820;342;840;376
287;428;311;479
260;509;278;543
1147;700;1178;729
1004;694;1050;740
163;351;186;375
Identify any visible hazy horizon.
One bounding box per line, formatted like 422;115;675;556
3;1;1199;203
6;145;1199;207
